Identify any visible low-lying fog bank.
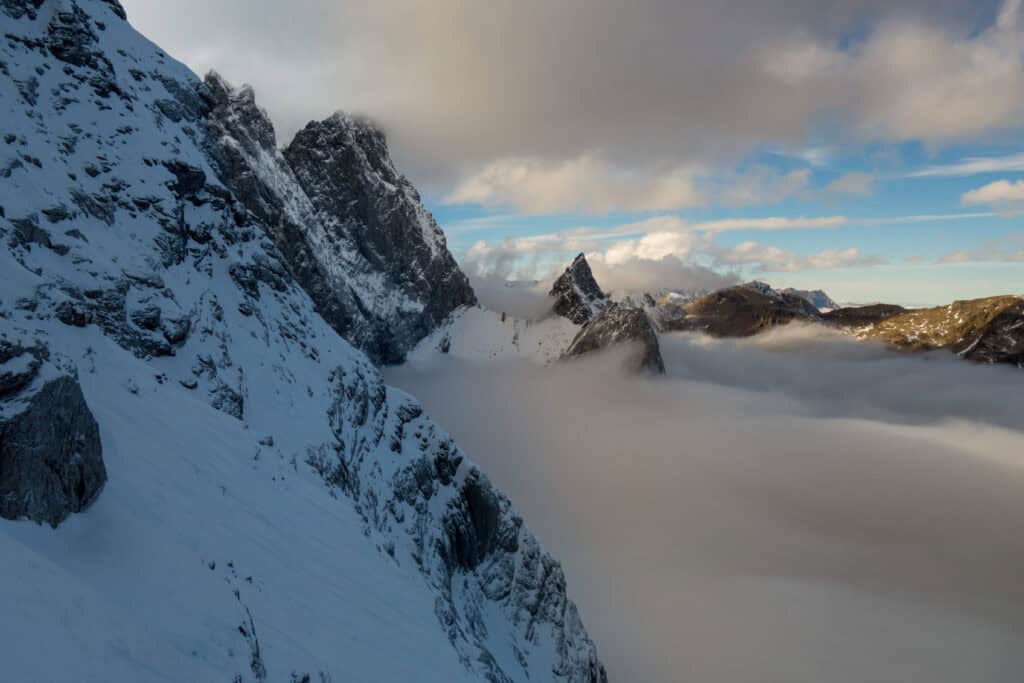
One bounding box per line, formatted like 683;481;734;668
385;325;1024;683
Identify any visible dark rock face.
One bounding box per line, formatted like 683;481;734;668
663;285;819;337
0;373;106;527
291;114;475;362
823;304;906;328
959;299;1024;366
550;253;608;324
205;76;476;365
563;303;666;373
857;296;1024;367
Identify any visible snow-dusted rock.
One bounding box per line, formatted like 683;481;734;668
563;303;665;374
550;254;607;325
0;1;604;680
204;73;476;365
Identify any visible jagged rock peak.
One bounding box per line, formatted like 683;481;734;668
204;71;277;151
205;74;476;364
550;253;608;324
563;302;666;374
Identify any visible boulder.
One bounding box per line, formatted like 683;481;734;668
0;375;106;527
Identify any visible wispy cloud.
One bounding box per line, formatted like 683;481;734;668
909;153;1024;178
823;172;874;197
444;156;705;215
938;233;1024;264
709;242;887;272
961;179;1024;207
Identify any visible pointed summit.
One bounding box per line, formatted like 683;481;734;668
549;253;608;324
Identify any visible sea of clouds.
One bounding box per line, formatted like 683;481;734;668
386;324;1024;683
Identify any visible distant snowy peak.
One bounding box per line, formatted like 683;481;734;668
740;280;785;300
782;288;839;311
206;73;475;365
550;253;608;324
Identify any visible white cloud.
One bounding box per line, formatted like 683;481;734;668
444;156;705;214
824;172;874;196
910;153;1024;178
601;232;709;265
961;179;1024;207
718;167;811;207
711;242;887;272
758;0;1024;143
694;216;848;232
460;214;886;281
587;253;739;293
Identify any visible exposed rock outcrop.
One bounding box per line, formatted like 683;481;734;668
310;365;609;682
855;296;1024;366
661;283;819;337
0;343;105;527
563;303;666;373
205;74;476;365
550;253;608;324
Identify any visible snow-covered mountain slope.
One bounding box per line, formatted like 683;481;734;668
0;1;605;681
408;307;580;366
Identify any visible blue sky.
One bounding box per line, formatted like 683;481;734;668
429;140;1024;305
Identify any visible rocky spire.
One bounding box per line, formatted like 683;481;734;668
205;75;476;364
550;253;607;324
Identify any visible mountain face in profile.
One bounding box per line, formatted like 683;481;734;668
550;253;608;324
0;2;605;681
204;73;476;365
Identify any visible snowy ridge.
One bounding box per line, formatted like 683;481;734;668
204;72;475;366
0;1;604;681
408;306;580;366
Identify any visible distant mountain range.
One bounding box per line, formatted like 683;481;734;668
417;255;1024;371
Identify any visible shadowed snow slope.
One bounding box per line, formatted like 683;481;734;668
387;324;1024;683
0;2;603;681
